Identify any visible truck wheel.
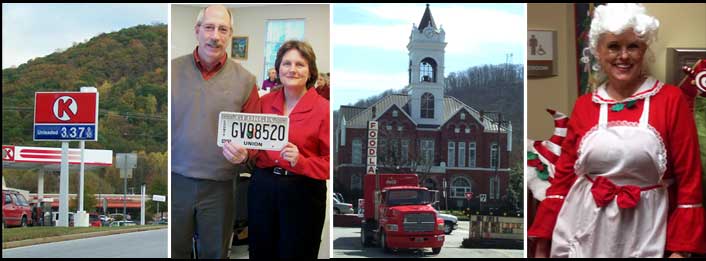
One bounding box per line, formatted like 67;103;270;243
380;231;391;253
444;221;452;235
21;216;28;227
360;225;372;247
432;247;442;255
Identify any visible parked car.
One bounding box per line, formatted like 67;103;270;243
98;215;113;226
110;220;137;227
89;213;102;227
2;190;33;228
48;212;75;227
333;197;354;215
434;208;458;235
333;192;344;203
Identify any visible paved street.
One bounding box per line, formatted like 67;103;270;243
2;228;168;258
333;221;524;258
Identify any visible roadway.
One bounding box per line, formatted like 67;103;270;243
333;221;524;258
2;228;167;258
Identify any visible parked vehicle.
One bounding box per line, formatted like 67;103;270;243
2;190;33;228
110;220;136;227
333;197;354;214
434;208;458;235
333;192;344;203
360;174;445;255
89;213;102;227
48;212;75;227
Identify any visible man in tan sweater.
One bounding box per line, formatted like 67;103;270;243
171;5;260;258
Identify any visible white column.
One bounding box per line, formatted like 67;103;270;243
140;184;146;225
38;168;45;203
79;141;85;211
58;142;69;227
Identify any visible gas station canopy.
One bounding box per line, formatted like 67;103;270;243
2;145;112;170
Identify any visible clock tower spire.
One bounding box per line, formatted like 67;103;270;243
407;4;447;126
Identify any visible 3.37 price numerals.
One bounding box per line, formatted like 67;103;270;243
60;126;93;139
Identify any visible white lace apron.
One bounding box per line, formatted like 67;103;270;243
550;95;669;257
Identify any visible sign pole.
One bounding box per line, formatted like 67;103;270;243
140;184;145;225
79;141;85;210
58;141;69;227
123;168;127;219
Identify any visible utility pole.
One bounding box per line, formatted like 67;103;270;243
482;111;508;210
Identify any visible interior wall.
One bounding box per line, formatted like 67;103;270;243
170;4;330;87
527;3;577;140
526;3;706;140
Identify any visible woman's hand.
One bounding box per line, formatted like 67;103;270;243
223;141;248;164
280;142;300;167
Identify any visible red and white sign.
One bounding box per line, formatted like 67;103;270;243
34;92;99;141
34;92;98;124
465;192;474;200
2;145;112;166
367;121;378;175
3;145;15;161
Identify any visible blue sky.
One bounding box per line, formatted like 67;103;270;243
332;3;526;109
2;3;167;69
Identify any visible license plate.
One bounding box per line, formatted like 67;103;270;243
415;237;424;242
217;112;289;151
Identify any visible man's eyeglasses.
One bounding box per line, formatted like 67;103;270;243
200;24;230;35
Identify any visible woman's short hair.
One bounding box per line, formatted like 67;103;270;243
588;3;659;57
275;40;319;89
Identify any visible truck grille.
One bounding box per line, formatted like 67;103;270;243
403;213;435;232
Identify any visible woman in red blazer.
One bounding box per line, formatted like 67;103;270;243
223;40;329;259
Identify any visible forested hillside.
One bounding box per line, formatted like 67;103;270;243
2;24;168;215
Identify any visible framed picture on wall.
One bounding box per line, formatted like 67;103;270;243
666;48;706;86
528;29;557;77
232;36;248;60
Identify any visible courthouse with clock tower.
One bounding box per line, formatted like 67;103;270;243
334;4;512;211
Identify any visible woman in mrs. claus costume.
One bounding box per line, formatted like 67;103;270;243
528;3;705;258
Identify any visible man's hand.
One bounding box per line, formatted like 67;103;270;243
223;141;248;164
280;142;300;167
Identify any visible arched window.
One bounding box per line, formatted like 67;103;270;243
451;177;472;198
490;143;499;168
352;139;362;164
408;60;412;84
419;57;437;82
421;92;434;119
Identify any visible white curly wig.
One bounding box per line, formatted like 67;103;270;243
582;4;660;89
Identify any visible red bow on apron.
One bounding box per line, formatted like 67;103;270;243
588;176;662;209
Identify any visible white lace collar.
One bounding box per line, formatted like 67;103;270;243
592;77;664;104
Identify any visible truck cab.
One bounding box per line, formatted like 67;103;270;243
360;174;444;254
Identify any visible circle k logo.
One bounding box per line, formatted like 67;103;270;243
53;96;78;121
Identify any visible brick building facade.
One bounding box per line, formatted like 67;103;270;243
333;5;512;211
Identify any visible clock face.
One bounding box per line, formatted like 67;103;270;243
423;27;435;39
